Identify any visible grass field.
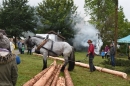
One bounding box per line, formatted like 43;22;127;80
16;52;130;86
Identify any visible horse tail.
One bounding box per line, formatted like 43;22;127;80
68;47;75;71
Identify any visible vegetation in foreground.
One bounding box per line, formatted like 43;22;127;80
17;52;130;86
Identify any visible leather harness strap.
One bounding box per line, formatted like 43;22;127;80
36;39;58;56
37;39;49;50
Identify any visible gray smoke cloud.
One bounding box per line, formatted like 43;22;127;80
72;16;103;54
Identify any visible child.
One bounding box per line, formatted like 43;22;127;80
22;43;25;54
101;50;105;59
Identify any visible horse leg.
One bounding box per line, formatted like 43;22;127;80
68;47;75;71
61;56;68;72
42;53;48;70
42;59;47;70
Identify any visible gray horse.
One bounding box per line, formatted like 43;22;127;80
25;35;75;71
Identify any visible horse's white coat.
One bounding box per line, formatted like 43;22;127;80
31;37;72;60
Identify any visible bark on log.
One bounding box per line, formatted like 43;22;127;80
99;67;127;79
75;62;89;68
23;67;50;86
64;69;74;86
51;65;62;86
49;56;64;62
33;60;57;86
45;65;60;86
56;77;65;86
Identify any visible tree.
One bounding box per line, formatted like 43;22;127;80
0;0;37;42
37;0;77;40
114;0;118;56
84;0;130;45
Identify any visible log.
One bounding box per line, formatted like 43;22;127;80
23;67;50;86
51;65;62;86
75;61;89;68
49;56;64;62
64;69;74;86
56;77;65;86
45;65;60;86
33;53;127;79
100;68;127;79
33;60;56;86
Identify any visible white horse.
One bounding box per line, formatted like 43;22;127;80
25;35;75;71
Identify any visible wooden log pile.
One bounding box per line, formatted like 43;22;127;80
23;60;74;86
33;53;127;79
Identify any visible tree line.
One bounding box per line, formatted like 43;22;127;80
0;0;130;46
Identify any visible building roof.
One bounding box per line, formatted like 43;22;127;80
47;31;66;40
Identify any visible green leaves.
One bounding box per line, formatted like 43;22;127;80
84;0;130;43
0;0;37;38
37;0;77;40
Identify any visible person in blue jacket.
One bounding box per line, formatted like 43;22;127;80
101;50;105;59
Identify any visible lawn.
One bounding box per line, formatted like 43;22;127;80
16;52;130;86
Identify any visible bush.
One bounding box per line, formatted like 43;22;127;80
102;58;130;66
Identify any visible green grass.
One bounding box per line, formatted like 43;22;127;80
16;52;130;86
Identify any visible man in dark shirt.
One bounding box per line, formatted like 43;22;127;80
87;40;96;72
110;43;115;67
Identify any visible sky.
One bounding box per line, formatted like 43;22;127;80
0;0;129;21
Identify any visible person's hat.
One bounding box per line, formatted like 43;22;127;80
0;32;10;49
87;40;92;43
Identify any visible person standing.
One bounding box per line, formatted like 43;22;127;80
104;45;109;58
106;49;110;59
110;43;116;67
87;40;96;72
0;32;18;86
17;40;22;54
21;43;25;54
26;36;32;55
10;38;15;54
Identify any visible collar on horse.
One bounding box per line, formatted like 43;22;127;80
35;39;58;56
36;39;49;50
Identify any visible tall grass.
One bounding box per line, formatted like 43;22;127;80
16;52;130;86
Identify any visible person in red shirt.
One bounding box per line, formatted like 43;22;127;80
87;40;96;72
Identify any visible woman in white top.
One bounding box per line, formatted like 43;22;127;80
10;38;15;53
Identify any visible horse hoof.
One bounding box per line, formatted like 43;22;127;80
60;66;65;72
60;69;64;72
42;68;46;70
68;68;73;71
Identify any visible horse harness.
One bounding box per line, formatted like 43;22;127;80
36;39;58;56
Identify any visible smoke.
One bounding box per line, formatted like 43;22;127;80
72;0;103;54
72;15;103;54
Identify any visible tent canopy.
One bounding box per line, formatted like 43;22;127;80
117;35;130;43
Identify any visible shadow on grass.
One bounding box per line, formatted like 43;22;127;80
101;58;130;74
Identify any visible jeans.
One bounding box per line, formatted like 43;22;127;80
27;49;32;55
19;48;22;54
89;55;96;72
110;54;115;66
